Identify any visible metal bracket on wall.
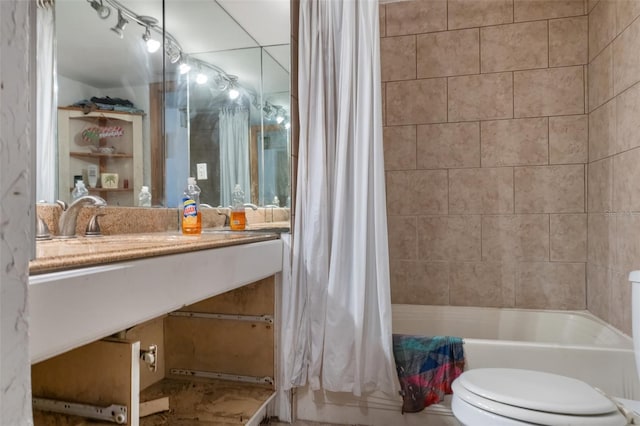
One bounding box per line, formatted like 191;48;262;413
32;397;127;424
170;368;274;385
168;311;274;324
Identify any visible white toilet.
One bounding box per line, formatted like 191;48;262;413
450;270;640;425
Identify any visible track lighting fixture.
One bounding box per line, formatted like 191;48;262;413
110;9;128;39
275;107;285;124
227;75;240;100
166;42;181;64
88;0;111;19
196;70;208;85
143;27;161;53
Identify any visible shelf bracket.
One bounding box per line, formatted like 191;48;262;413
170;368;274;385
32;397;127;424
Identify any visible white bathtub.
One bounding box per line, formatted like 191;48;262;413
295;304;640;426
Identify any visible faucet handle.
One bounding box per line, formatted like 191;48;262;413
85;213;106;237
35;215;52;240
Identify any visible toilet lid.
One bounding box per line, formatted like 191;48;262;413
452;380;627;426
456;368;619;415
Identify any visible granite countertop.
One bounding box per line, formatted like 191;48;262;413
30;229;282;275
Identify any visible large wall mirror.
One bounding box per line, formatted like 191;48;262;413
43;0;290;208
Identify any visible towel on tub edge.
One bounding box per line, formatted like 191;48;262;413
392;334;465;413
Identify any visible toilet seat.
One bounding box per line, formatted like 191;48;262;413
451;368;627;426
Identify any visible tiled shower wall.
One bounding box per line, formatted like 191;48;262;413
586;0;640;335
381;1;591;310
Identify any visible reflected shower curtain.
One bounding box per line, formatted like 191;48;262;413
219;107;250;207
36;1;56;202
283;0;399;396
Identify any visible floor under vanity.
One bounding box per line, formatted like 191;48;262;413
31;276;277;425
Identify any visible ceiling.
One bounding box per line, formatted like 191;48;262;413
55;0;290;92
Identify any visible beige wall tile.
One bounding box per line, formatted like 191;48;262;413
613;17;640;96
383;125;416;171
588;99;616;161
481;21;548;73
417;28;479;79
379;4;386;37
587;157;613;212
390;260;449;305
449;167;514;214
588;0;599;13
588;44;614;111
588;213;616;267
550;213;587;261
450;262;515;307
449;73;513;121
381;36;416;82
417;122;480;169
386;170;448;215
448;0;513;30
613;147;640;212
616;0;640;36
514;67;584;118
584;64;589;112
616;82;640;153
516;262;586;309
514;165;585;213
549;115;588;164
387;79;447;125
482;214;550;261
386;0;447;36
549;16;588;67
388;216;417;260
589;0;616;61
481;118;548;167
609;269;632;335
587;263;611;321
417;215;481;261
616;213;640;273
382;82;386;126
514;0;584;21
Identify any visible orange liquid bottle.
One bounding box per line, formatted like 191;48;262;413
230;209;246;230
181;177;202;235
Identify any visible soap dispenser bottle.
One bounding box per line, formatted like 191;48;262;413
181;177;201;235
71;180;89;200
230;184;246;230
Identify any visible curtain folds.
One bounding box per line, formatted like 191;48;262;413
36;2;57;203
218;107;250;207
283;0;398;397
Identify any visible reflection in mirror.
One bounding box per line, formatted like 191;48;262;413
41;0;290;208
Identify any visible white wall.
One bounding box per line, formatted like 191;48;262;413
0;0;34;423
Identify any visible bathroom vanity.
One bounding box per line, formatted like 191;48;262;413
29;232;283;425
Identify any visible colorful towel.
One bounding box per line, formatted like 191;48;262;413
392;334;465;413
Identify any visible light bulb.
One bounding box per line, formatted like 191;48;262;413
228;88;240;100
284;121;291;129
146;38;161;53
196;73;208;84
179;62;191;75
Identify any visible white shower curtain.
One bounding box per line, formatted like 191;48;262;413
282;0;398;397
36;1;57;203
218;107;250;207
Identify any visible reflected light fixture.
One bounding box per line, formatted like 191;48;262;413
275;108;285;124
166;42;181;64
138;16;160;53
196;71;208;85
110;9;128;39
179;60;191;75
89;0;111;19
143;28;161;53
228;81;239;100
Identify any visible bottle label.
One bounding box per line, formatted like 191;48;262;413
182;198;198;224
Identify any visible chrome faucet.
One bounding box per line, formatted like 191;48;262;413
57;195;107;238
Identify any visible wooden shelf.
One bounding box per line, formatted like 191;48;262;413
70;151;133;159
59;106;145;117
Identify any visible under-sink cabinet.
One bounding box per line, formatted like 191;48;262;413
29;239;283;425
32;277;276;425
